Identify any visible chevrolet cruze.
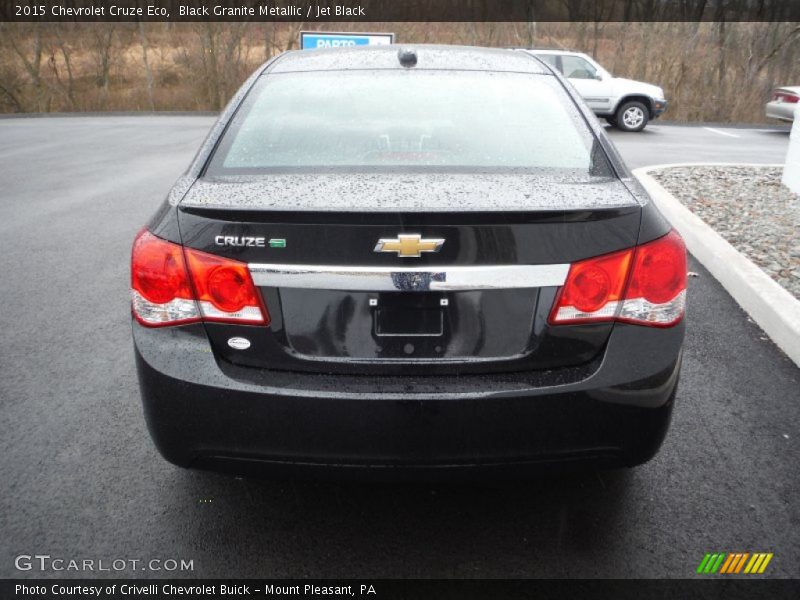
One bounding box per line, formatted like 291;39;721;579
131;45;686;477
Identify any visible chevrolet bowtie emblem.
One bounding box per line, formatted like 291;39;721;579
374;234;445;258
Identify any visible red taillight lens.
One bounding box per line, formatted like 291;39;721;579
774;91;800;103
570;266;611;312
131;230;193;304
550;248;633;323
131;230;200;327
618;230;686;327
208;267;250;312
625;230;686;305
131;229;268;327
549;230;687;328
184;247;269;324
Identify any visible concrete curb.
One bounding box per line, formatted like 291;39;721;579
634;163;800;367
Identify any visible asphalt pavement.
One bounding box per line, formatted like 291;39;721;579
607;121;790;169
0;117;797;579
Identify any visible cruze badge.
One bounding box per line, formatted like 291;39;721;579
215;235;265;247
374;234;445;258
214;236;287;248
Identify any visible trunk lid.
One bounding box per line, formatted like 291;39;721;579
178;173;641;375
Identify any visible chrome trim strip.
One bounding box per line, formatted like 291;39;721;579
248;263;569;292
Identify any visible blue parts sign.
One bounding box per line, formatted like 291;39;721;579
299;31;394;50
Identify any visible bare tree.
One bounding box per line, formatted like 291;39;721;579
138;22;156;111
0;21;796;122
4;24;49;111
89;24;116;109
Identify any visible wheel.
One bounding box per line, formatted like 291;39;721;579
615;100;649;132
605;116;617;127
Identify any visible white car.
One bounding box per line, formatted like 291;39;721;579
520;49;668;132
765;87;799;122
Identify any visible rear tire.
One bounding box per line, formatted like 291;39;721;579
615;100;649;132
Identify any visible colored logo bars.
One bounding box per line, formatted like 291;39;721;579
697;552;773;575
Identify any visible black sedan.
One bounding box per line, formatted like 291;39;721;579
131;45;686;478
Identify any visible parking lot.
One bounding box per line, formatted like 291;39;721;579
606;121;791;168
0;116;797;578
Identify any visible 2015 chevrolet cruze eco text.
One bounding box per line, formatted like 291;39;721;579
131;45;686;478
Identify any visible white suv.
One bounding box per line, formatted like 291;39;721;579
521;49;668;132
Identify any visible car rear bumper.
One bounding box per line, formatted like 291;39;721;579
766;101;796;122
133;320;683;478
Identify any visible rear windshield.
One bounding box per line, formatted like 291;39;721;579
206;70;611;175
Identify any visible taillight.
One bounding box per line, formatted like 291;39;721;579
184;246;268;324
131;229;269;328
131;230;200;327
773;91;799;103
549;247;633;323
549;230;686;328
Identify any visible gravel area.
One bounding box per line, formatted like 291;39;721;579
652;166;800;299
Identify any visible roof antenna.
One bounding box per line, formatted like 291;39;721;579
397;48;417;68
